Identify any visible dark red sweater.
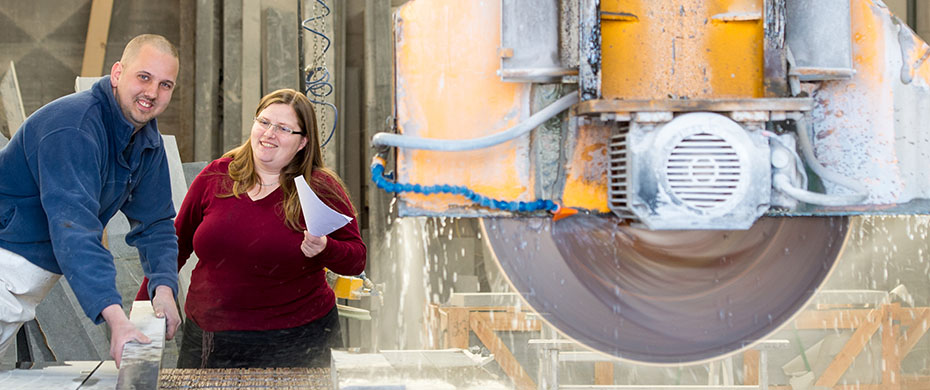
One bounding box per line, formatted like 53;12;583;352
137;158;366;331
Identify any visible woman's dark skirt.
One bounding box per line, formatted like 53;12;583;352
177;305;342;369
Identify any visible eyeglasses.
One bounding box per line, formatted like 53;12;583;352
254;117;303;135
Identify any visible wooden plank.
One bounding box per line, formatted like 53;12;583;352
743;349;760;385
115;301;165;390
793;309;872;329
882;306;901;388
80;0;114;77
469;314;537;390
444;307;470;349
814;308;883;388
241;0;262;142
447;292;525;308
594;361;614;385
1;61;26;138
896;308;930;356
222;0;243;151
903;375;930;390
471;311;540;332
262;0;300;94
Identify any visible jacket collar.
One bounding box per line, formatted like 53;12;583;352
91;76;163;154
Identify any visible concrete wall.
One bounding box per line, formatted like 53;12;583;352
0;0;191;159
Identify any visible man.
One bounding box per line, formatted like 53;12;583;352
0;34;182;367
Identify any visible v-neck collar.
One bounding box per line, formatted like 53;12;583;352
247;186;280;202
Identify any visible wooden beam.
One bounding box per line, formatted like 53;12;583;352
882;306;901;388
0;61;26;138
793;309;872;329
469;314;537;390
447;292;525;308
814;308;883;388
471;311;540;332
897;307;930;356
743;349;760;385
444;307;469;349
594;362;614;385
80;0;114;77
115;301;165;390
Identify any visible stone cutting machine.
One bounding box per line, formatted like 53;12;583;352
371;0;930;364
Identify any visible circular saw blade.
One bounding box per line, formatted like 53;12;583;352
480;215;849;364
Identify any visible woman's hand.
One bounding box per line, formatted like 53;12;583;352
301;231;327;258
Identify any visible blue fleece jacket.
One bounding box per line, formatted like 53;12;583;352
0;77;179;324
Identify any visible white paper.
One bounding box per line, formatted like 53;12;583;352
295;175;353;236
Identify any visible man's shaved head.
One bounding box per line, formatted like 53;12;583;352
120;34;178;66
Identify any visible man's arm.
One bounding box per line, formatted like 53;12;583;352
120;145;181;338
33;129;124;323
100;304;149;368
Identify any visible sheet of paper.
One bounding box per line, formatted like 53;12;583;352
295;175;353;236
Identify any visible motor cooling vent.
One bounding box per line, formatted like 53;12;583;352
617;112;772;230
664;132;744;210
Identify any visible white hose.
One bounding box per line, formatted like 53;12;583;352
371;93;579;151
793;116;868;205
773;174;867;206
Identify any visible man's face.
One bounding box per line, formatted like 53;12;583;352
110;44;178;129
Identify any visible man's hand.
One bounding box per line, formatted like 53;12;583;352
101;304;149;368
301;231;327;258
152;285;181;340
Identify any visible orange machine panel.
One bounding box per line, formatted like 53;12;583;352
600;0;764;100
394;0;534;214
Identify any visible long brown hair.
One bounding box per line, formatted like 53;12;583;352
219;88;355;231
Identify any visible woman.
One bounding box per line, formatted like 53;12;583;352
138;88;366;368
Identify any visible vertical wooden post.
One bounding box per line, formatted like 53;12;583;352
594;361;614;385
445;307;470;349
882;303;902;389
81;0;114;77
743;349;761;385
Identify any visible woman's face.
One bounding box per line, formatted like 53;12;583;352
250;103;308;173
